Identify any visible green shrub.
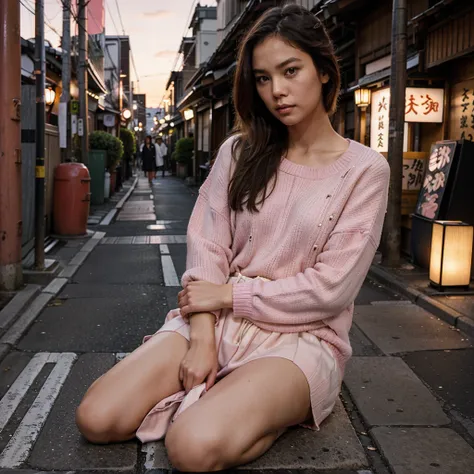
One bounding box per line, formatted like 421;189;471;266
89;131;124;170
171;137;194;163
120;127;136;158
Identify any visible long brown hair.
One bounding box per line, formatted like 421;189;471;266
229;4;341;212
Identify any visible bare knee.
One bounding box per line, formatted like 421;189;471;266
165;423;224;472
76;395;131;445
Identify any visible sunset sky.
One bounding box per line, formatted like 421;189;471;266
20;0;213;106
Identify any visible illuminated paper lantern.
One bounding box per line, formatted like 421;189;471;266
354;88;371;109
430;221;473;289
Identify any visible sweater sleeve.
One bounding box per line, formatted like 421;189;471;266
232;157;390;327
181;136;236;320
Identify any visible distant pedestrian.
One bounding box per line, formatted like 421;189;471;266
77;4;389;471
156;136;168;177
140;135;160;185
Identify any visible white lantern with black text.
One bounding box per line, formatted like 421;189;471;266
430;221;473;289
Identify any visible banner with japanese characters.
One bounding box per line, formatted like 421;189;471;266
449;79;474;142
370;87;445;153
415;141;457;220
370;89;408;153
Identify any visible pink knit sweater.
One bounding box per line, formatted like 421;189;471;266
182;135;390;369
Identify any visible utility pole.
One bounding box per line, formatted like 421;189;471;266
382;0;407;267
0;0;23;290
34;0;46;270
78;0;89;164
60;0;71;161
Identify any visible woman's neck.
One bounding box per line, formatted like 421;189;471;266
287;108;340;151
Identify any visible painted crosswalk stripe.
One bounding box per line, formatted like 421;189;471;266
160;244;170;255
0;352;52;432
161;254;180;287
0;352;77;468
0;354;48;432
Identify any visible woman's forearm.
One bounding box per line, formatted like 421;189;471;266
189;312;216;345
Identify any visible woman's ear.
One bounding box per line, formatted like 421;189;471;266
320;71;330;84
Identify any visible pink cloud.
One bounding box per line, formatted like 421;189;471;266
154;50;177;59
143;10;172;18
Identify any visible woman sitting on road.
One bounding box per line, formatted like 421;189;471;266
76;4;390;471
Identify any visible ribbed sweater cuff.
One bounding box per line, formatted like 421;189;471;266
232;282;255;319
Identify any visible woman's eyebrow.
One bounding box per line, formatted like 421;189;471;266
253;57;302;74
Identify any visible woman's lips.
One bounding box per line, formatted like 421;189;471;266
276;105;294;115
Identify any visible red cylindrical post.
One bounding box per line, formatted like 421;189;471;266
53;163;91;236
0;0;23;290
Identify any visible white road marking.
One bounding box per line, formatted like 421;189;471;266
370;300;413;305
0;353;77;468
161;255;180;287
160;244;170;255
0;353;50;432
142;442;157;469
115;352;130;362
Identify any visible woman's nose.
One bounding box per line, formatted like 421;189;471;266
272;78;287;98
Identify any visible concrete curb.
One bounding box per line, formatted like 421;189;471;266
0;284;41;333
100;177;138;225
0;178;139;362
0;231;106;361
368;264;473;338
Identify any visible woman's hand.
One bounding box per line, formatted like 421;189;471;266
178;281;233;317
180;313;218;392
179;339;218;392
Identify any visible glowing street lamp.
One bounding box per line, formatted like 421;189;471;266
45;87;56;106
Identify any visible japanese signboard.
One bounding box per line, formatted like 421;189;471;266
402;157;425;191
449;79;474;142
370;89;408;153
404;87;444;123
415;141;457;220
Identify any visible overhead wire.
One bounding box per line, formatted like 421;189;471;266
156;0;198;107
113;0;126;35
20;0;62;39
107;0;140;90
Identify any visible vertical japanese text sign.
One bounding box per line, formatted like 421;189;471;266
415;141;457;220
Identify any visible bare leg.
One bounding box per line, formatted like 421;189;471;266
165;357;311;472
76;332;188;443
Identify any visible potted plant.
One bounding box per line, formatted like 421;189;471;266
172;137;194;179
120;127;136;180
89;131;124;195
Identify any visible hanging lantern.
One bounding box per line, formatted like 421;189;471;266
354;88;371;109
45;87;56;106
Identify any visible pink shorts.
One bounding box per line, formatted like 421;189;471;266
136;275;342;443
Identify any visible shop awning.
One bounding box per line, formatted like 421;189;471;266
357;54;419;88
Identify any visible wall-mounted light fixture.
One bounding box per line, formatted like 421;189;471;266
184;109;194;121
354;87;371;109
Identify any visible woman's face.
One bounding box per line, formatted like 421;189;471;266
145;137;151;145
252;35;329;127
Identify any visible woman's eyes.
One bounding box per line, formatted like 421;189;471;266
256;76;269;84
255;68;298;84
